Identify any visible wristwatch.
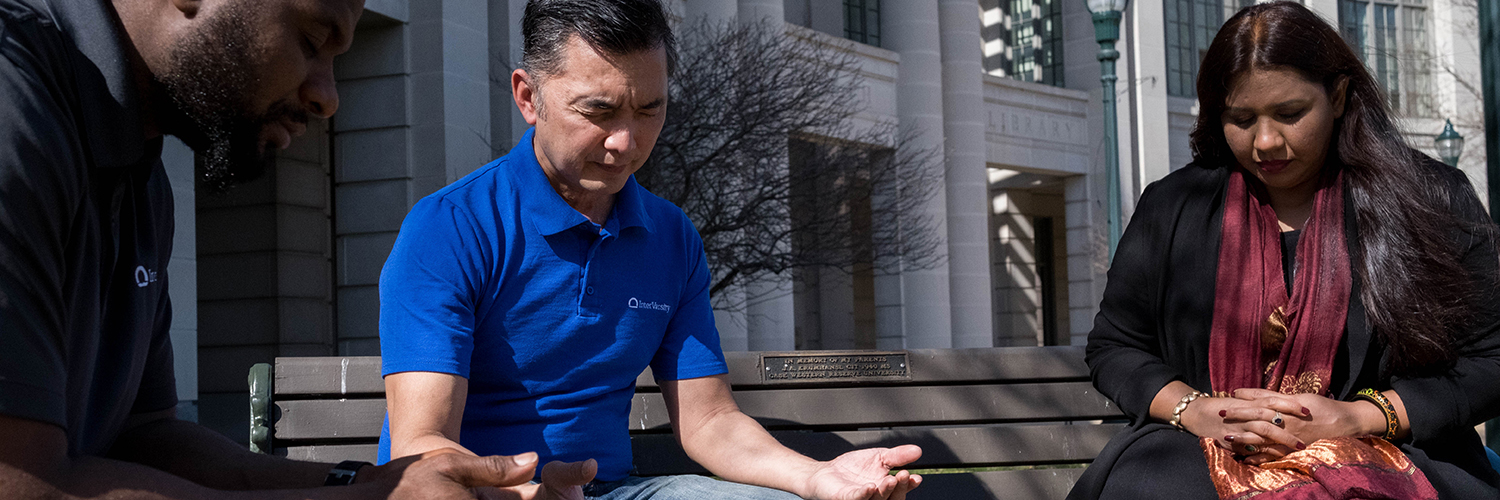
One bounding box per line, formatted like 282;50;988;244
324;460;373;486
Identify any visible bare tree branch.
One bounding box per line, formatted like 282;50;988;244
637;20;945;303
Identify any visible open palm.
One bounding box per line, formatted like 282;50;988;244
804;445;923;500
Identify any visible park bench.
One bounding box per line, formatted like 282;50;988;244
249;346;1125;499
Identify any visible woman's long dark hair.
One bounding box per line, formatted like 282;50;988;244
1190;1;1485;373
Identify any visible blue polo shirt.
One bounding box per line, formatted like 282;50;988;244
376;128;727;481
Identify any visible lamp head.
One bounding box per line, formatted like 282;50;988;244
1435;119;1464;167
1089;0;1129;44
1086;0;1131;14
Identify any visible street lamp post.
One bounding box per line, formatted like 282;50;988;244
1087;0;1129;259
1483;0;1500;225
1435;119;1465;168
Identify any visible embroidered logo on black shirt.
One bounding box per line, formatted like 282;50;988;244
135;266;158;287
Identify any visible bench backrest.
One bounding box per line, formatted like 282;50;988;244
250;346;1124;499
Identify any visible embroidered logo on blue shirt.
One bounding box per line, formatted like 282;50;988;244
626;297;671;312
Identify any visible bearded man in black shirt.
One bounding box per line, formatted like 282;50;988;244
0;1;591;498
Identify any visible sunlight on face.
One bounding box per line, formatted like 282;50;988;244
1220;67;1345;202
523;36;669;203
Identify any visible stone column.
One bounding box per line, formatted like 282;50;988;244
714;285;749;352
1301;0;1339;25
490;0;530;156
197;118;334;443
737;0;796;350
1128;0;1168;210
689;0;738;25
738;0;783;25
685;0;748;351
332;18;411;358
1064;175;1103;347
162;137;198;422
745;279;795;350
883;0;954;348
938;0;995;348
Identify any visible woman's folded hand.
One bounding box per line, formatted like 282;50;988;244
1224;389;1385;465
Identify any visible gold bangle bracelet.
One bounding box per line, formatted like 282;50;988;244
1354;388;1399;440
1170;390;1206;431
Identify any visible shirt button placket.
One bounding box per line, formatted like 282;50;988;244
580;229;608;313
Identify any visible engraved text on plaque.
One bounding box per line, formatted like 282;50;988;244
761;351;910;383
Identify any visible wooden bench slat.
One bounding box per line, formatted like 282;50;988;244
629;382;1120;431
274;357;384;395
635;347;1092;389
279;444;379;463
908;467;1087;500
268;347;1092;396
273;399;388;440
903;346;1091;382
631;423;1124;475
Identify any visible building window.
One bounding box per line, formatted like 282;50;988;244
1340;0;1433;117
982;0;1065;86
1164;0;1226;97
844;0;881;47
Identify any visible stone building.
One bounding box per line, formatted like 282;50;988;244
153;0;1488;442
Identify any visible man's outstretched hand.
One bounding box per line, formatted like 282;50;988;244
801;445;923;500
473;458;599;500
362;449;541;499
361;449;594;500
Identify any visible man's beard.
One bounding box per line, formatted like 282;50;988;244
155;4;307;192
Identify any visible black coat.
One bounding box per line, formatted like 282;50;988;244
1067;161;1500;499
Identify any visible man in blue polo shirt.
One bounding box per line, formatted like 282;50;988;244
378;1;923;499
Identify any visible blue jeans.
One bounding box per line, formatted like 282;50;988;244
582;475;802;500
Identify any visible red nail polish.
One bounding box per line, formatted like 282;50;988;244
1225;435;1235;442
1297;442;1307;450
1219;410;1227;417
1302;407;1311;416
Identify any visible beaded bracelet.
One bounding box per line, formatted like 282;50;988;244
1170;390;1206;431
1354;388;1399;440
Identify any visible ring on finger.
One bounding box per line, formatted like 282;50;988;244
1243;444;1259;454
1271;412;1284;427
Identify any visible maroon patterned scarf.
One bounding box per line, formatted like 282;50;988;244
1201;169;1436;500
1208;169;1348;395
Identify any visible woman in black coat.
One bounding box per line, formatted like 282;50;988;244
1067;3;1500;499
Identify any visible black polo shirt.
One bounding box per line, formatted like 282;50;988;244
0;0;178;457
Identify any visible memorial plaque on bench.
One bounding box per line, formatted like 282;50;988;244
760;351;910;384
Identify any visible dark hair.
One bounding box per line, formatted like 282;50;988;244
521;0;677;80
1191;1;1489;373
